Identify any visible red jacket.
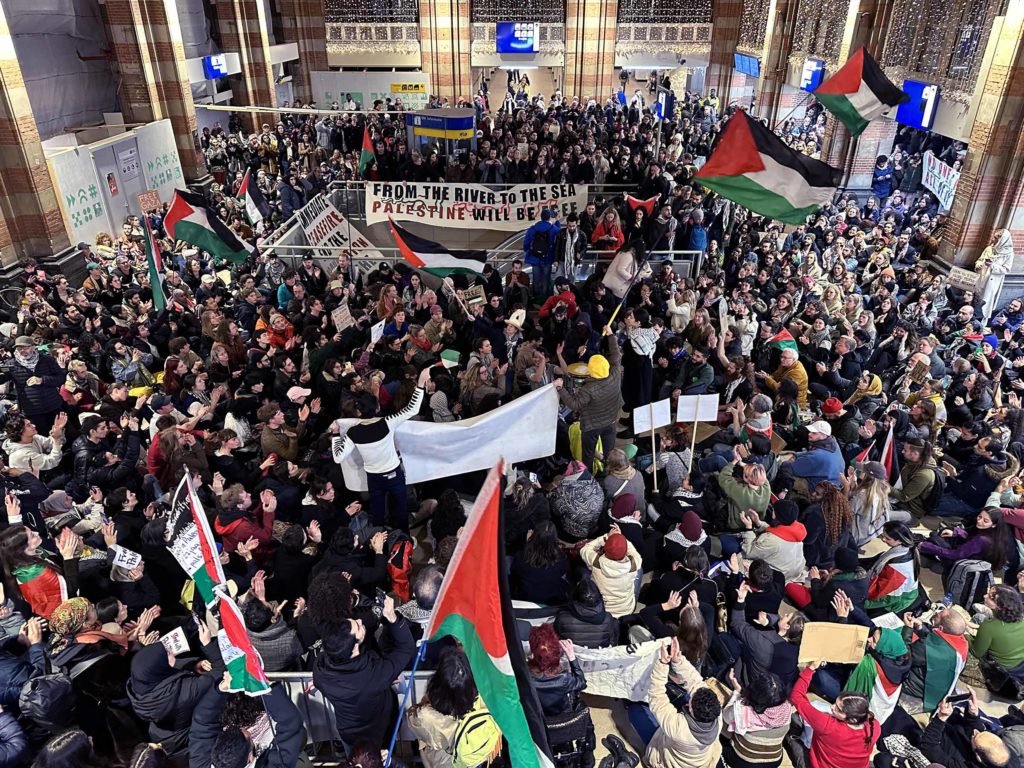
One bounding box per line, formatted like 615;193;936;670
538;291;579;319
215;504;276;558
791;667;879;768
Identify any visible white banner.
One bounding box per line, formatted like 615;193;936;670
298;195;385;261
135;120;184;206
335;384;559;491
365;182;589;230
922;151;960;212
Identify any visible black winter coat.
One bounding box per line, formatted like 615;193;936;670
554;600;619;648
1;354;64;416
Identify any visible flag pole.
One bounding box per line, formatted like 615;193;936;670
649;401;658;494
686;394;701;476
384;641;426;768
604;255;650;333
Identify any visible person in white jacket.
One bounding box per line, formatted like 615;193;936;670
738;500;808;583
580;527;642;618
979;228;1013;320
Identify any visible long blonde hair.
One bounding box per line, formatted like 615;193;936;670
854;475;891;526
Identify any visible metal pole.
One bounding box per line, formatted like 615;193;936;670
384;642;426;768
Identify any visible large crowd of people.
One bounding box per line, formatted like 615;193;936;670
0;83;1013;768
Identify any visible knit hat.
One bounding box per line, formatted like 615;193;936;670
772;499;799;526
779;379;799;399
588;354;610;379
603;533;628;561
834;547;859;572
822;397;844;416
679;509;703;542
610;494;636;519
982;334;1000;350
564;460;587;477
862;461;887;481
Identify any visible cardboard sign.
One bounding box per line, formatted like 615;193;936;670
370;319;386;345
676;393;721;423
633;397;673;435
331;303;354;332
798;622;869;664
160;626;190;655
947;265;980;291
464;284;486;306
137;189;161;214
112;547;142;570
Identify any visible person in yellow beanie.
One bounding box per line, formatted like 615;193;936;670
555;327;623;471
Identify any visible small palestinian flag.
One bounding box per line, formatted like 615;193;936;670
767;329;799;352
164;189;255;263
142;217;166;311
358;126;375;177
217;595;271;696
167;474;227;605
626;194;660;216
695;111;842;224
427;460;554;768
879;422;902;488
814;47;909;136
389;219;487;277
236;169;271;225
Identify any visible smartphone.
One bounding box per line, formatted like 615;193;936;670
947;693;971;706
372;587;387;618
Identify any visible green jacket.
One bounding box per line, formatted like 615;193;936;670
890;462;937;519
717;461;772;530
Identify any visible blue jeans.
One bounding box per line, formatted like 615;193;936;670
626;702;659;747
367;466;408;531
532;260;552;300
932;493;977;518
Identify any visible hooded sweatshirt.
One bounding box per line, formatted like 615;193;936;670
789;436;846;488
580;533;641;618
741;522;808;582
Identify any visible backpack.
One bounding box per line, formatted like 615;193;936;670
921;466;947;514
945;558;993;609
451;703;502;768
20;673;77;734
529;226;552;259
387;530;414;602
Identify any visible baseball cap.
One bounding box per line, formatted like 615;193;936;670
150;394;173;410
807;420;832;436
286;386;312;401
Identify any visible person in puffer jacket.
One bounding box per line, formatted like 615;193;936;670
0;338;67;434
739;500;808;583
554;577;620;648
580;529;642;618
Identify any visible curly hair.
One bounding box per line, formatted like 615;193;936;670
816;481;852;545
527;623;563;677
990;584;1024;623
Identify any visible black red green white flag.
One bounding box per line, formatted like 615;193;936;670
217;594;271;695
389;218;487;276
426;460;554;768
166;474;227;605
695;111;842;224
165;189;255;263
236;169;271;226
142;217;166;311
813;47;909;136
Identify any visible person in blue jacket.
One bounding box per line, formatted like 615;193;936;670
524;208;561;302
871;155;894;201
782;420;846;491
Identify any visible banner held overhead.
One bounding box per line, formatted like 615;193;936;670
365;182;589;230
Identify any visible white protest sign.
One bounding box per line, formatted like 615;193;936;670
922;151;960;212
947;265;980;291
676;393;721;422
160;626;190;655
370;319;386;344
113;547;143;570
332;303;354;332
298;195;386;261
365;182;589;230
633;397;673;434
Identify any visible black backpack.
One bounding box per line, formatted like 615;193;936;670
530;226;552;258
921;466;947;514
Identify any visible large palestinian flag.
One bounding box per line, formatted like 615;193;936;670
814;47;909;136
142;217;166;311
236;169;271;226
217;594;271;696
920;629;968;711
694;111;842;224
865;547;918;613
426;460;554;768
165;189;255;263
167;474;227;605
358;126;375;177
389;219;487;276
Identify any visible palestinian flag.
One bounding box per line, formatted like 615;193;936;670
626;194;660;216
767;329;798;352
164;189;255;263
919;629;968;711
694;111;842;224
865;548;918;613
358;126;375;177
143;217;166;311
844;628;908;721
236;169;271;226
217;594;271;695
426;460;554;768
167;474;227;605
814;47;909;136
389;219;487;277
879;422;902;489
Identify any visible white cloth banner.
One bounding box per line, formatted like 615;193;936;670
364;182;589;230
573;640;664;701
922;151;960;212
336;384;559;491
298;195;386;262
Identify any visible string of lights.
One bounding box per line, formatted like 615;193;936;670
470;0;564;23
738;0;768;52
616;0;712;24
324;0;419;24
